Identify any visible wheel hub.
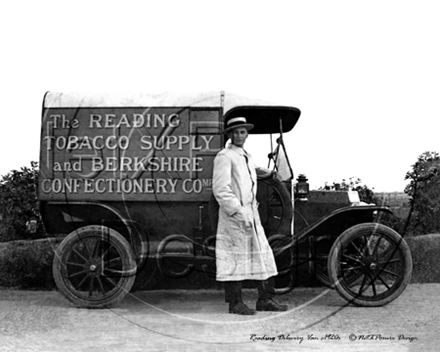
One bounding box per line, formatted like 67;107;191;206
86;261;101;275
360;256;380;273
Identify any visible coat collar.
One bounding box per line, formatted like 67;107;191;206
228;144;248;156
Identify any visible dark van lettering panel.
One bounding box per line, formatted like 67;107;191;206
39;107;222;202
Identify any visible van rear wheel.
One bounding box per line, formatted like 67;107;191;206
53;225;136;308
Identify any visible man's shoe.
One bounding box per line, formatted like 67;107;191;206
256;299;288;312
229;302;256;315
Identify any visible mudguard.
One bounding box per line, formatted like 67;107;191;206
295;205;394;243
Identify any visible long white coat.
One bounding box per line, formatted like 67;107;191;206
213;144;278;281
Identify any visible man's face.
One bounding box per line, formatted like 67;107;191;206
230;127;248;148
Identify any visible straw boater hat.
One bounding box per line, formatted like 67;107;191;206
223;116;254;133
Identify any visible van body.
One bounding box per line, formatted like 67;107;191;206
39;91;412;308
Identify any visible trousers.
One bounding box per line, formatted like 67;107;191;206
224;278;275;303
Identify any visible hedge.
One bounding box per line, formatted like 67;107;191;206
1;234;440;290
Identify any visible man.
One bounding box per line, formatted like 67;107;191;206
213;116;288;315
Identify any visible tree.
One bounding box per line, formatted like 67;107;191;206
0;161;41;241
403;151;440;236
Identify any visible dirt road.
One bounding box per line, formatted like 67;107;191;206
0;284;438;352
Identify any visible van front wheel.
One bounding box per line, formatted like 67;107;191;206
328;223;412;307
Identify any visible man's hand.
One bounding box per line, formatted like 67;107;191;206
256;168;283;181
272;171;283;182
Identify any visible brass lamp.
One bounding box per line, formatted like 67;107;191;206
295;174;309;200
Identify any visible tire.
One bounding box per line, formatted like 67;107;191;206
156;234;195;278
328;223;412;307
53;225;137;308
256;177;292;236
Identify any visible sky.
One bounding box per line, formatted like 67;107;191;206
1;0;439;192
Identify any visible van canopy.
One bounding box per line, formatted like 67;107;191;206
43;91;300;134
224;106;300;134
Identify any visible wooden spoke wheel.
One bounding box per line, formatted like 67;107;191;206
328;223;412;307
53;225;136;308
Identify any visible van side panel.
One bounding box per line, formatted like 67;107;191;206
39;107;223;203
